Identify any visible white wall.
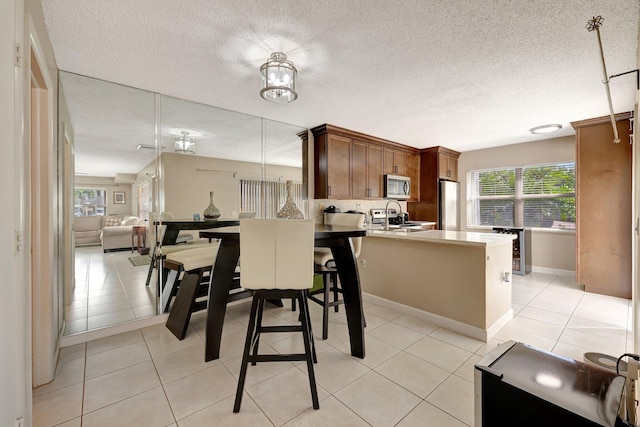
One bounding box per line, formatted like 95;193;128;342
458;136;576;273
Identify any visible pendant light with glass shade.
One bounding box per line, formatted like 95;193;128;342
260;52;298;103
174;130;196;154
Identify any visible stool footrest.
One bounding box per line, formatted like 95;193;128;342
258;325;303;333
247;354;309;363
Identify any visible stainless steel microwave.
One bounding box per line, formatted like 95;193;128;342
384;175;410;199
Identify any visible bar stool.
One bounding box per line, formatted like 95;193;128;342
310;213;365;340
233;218;319;413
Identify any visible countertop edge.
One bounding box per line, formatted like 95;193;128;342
365;230;517;247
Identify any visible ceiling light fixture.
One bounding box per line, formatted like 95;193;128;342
260;52;298;103
529;124;563;134
174;130;196;154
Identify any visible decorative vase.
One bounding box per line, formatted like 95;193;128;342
277;180;304;219
203;191;221;220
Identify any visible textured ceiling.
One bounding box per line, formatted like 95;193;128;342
44;0;639;176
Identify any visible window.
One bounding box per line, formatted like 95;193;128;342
240;180;303;219
467;162;575;229
137;181;150;222
74;188;107;216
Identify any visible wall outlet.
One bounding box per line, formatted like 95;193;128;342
359;259;366;269
16;417;23;427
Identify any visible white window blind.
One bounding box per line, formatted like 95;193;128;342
240;180;303;219
467;162;575;229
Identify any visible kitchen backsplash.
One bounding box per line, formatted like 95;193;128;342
312;199;408;224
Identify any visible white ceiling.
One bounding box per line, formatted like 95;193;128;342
44;0;639;176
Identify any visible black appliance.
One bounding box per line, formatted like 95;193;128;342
388;212;409;225
475;341;625;426
492;227;531;275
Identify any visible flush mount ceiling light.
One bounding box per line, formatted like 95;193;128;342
529;124;563;135
174;130;196;154
260;52;298;103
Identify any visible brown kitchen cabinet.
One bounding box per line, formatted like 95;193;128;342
407;153;420;201
313;132;352;199
438;151;458;181
309;124;419;200
384;148;407;176
571;112;632;299
407;146;460;224
352;141;384;199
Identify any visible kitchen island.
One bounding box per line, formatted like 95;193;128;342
359;230;516;342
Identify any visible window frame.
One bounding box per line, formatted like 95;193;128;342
467;162;575;230
74;187;107;217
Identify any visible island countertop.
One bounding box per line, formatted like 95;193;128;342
366;229;516;247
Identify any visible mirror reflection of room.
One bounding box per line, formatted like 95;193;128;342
61;71;305;336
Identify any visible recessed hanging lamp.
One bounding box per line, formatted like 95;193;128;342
260;52;298;103
174;130;196;154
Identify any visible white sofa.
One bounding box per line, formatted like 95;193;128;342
74;215;103;246
101;215;146;252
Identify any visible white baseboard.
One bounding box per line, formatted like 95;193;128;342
530;266;576;278
362;292;512;342
59;314;169;347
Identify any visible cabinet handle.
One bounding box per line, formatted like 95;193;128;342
447;169;451;177
328;186;331;196
394;165;398;174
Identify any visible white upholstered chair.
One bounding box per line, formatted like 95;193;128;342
233;218;319;413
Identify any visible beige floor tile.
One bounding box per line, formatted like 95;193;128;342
154;342;218;384
283;395;370;427
59;343;86;362
429;328;484;353
334;371;421;427
178;393;273;427
527;290;581;316
336;334;401;369
493;324;558;352
222;347;295;388
144;327;204;359
133;304;156;319
376;351;449;398
54;418;82;427
82;387;175;427
85;341;151;379
268;330;332;357
558;326;626;357
426;374;474;426
83;361;161;414
164;363;238;420
516;306;570;326
86;329;144;355
454;353;482;383
363;304;402;321
405;336;473;373
474;338;505;357
367;321;424;350
87;300;132;317
65;318;88;335
392;314;439;335
87;292;130;305
87;308;136;329
66;307;88;321
397;401;467;427
502;316;564;341
32;383;83;427
552;341;593;362
245;367;330;426
296;347;369;394
33;357;85;396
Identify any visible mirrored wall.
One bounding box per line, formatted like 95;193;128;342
59;71;307;336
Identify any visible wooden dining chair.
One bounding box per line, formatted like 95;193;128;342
233;218;319;413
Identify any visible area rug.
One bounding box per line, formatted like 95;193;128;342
128;254;151;266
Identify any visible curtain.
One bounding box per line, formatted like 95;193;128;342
240;180;303;219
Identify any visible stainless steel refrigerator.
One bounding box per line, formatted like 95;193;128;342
439;180;459;231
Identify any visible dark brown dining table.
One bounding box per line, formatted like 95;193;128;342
196;223;367;362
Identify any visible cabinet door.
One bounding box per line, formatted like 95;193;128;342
438;152;457;180
406;153;419;201
327;134;351;198
367;144;384;198
384;148;407;176
351;140;368;199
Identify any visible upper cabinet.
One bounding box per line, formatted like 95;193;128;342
437;150;458;181
384;148;407;176
308;124;419;200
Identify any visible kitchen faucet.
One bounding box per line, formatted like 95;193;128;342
384;200;403;231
